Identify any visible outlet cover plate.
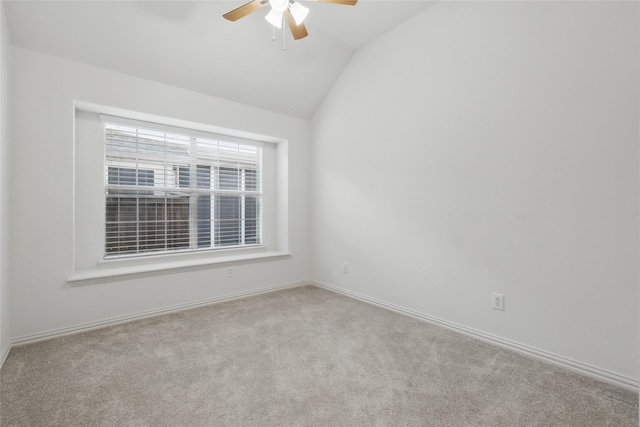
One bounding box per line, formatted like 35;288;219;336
492;293;504;311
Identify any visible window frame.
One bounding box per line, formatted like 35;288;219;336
103;116;264;260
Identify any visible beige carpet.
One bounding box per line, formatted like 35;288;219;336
1;285;638;426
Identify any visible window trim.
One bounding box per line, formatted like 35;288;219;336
70;101;290;286
67;249;292;286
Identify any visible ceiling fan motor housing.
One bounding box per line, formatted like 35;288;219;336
269;0;290;13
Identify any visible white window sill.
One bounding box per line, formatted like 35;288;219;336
67;250;291;286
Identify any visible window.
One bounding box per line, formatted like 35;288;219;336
104;121;262;257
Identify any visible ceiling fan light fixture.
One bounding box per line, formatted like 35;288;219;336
289;2;309;26
223;0;358;42
265;9;283;28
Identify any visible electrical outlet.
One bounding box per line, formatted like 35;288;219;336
343;262;349;274
226;266;234;278
492;293;504;311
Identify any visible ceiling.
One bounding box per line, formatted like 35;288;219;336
4;0;436;119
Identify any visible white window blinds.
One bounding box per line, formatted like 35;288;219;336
104;118;262;257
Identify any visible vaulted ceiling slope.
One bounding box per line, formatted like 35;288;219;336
4;0;436;119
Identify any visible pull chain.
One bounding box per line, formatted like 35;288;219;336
282;14;286;50
272;24;275;42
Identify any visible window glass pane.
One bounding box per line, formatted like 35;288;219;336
196;165;211;189
107;167;154;195
244;196;259;244
106;196;137;255
166;197;190;249
197;166;211;247
106;193;191;255
177;166;190;189
218;167;239;190
215;195;240;246
138;196;165;252
245;169;257;191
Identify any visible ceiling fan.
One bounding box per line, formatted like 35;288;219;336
223;0;357;41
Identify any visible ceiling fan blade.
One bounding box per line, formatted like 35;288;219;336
286;10;309;40
306;0;357;5
223;0;268;21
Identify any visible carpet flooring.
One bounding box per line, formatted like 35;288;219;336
1;285;638;426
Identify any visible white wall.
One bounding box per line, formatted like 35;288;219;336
311;1;639;382
0;1;11;363
10;47;310;339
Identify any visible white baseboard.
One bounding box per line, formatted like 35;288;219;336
311;280;639;392
12;280;310;347
0;344;10;370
